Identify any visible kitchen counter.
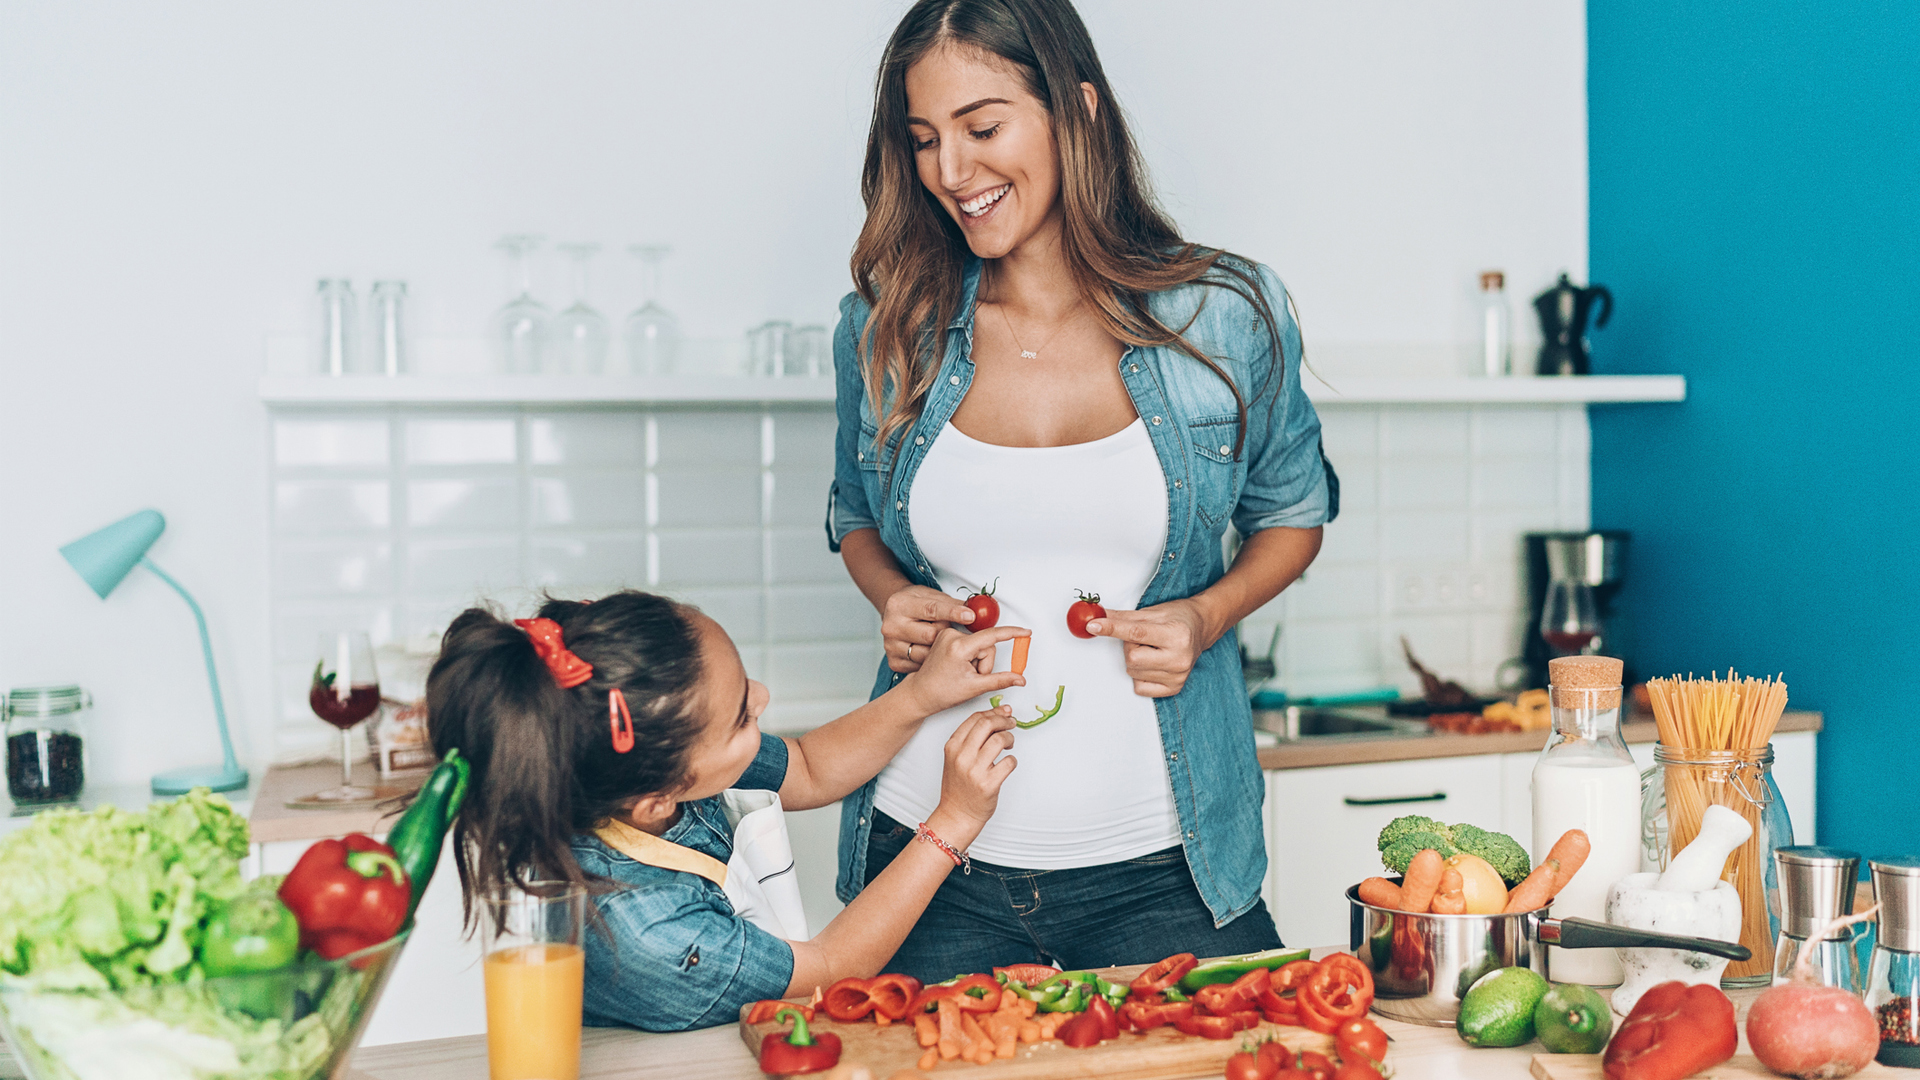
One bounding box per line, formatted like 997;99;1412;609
246;760;427;843
1256;710;1822;770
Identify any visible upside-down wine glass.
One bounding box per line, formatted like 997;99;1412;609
623;244;681;375
307;631;381;803
492;234;550;374
552;242;610;374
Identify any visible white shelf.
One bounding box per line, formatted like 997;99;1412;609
258;373;1685;408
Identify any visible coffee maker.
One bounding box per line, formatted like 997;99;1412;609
1533;274;1613;375
1520;531;1630;690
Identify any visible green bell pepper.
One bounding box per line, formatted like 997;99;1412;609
1036;983;1087;1013
1176;946;1313;991
201;877;300;977
988;685;1067;730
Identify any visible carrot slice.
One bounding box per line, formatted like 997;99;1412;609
1018;1019;1041;1043
914;1012;939;1047
1011;636;1030;675
937;997;962;1059
917;1047;940;1072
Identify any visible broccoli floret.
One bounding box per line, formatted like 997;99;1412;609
1452;824;1531;886
1376;815;1457;875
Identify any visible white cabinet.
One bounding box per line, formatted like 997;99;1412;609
1264;754;1503;951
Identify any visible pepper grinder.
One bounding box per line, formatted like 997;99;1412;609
1774;846;1865;992
1868;856;1920;1067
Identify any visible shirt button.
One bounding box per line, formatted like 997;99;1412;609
896;500;904;510
1174;480;1183;488
1151;416;1162;425
949;375;960;386
918;564;927;572
857;452;864;461
915;436;925;445
1186;830;1195;840
1131;364;1140;373
1169;752;1178;762
1220;445;1231;455
1166;552;1176;560
859;817;867;826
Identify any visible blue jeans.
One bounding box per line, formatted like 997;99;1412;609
864;811;1284;983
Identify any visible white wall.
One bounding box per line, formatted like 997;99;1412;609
0;2;1585;787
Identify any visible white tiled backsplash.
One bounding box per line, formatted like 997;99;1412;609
266;403;1586;756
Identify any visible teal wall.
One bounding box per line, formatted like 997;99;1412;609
1587;3;1920;858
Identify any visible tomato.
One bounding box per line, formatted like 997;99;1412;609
1335;1018;1389;1063
1067;589;1106;638
993;963;1059;987
1296;1050;1337;1080
1225;1051;1276;1080
962;581;1000;631
1257;1040;1293;1072
1333;1062;1383;1080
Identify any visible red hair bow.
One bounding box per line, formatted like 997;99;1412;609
513;618;594;689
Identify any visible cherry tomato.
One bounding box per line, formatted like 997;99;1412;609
962;580;1000;631
1296;1050;1337;1080
1256;1040;1292;1072
1225;1051;1275;1080
1335;1018;1389;1063
1333;1061;1383;1080
1067;589;1106;638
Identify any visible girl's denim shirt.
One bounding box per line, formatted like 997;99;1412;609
825;255;1339;928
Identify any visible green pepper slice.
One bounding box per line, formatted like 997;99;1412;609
1177;946;1314;991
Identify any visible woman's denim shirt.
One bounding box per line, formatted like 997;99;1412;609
825;255;1339;927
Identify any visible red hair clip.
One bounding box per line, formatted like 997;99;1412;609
513;618;594;689
609;689;635;753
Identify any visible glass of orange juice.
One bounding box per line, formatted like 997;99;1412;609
482;881;587;1080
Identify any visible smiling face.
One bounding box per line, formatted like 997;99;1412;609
905;44;1067;261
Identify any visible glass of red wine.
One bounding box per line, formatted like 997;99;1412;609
1540;578;1602;656
308;630;381;803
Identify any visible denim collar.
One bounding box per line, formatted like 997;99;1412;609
944;254;984;332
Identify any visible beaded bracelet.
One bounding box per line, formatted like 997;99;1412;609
915;821;971;875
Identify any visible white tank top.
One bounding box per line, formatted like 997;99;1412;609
873;419;1182;868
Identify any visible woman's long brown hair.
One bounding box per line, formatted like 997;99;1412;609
852;0;1292;466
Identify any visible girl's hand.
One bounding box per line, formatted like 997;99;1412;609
1083;598;1213;698
933;707;1018;833
899;625;1028;717
881;585;976;673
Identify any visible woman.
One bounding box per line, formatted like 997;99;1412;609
826;0;1338;981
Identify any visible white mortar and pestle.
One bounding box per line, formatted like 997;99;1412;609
1606;804;1751;1014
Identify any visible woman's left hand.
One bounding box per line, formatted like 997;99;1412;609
1083;599;1215;698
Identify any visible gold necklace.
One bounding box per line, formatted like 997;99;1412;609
994;300;1083;360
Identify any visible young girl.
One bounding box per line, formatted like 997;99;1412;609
425;590;1027;1031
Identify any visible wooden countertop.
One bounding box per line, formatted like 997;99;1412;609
246;760;429;843
1256;710;1823;770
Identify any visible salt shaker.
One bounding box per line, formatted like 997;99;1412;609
1774;846;1865;992
1868;856;1920;1067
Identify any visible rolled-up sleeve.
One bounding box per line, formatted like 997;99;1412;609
734;732;789;792
1232;266;1338;535
582;880;796;1032
826;293;877;553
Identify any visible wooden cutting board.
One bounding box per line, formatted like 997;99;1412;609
1529;1052;1908;1078
738;1010;1334;1079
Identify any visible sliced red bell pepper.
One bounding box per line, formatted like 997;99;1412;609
823;976;876;1021
1197;967;1272;1016
745;999;813;1025
1123;999;1194;1030
1130;952;1199;996
913;972;1000;1014
1601;980;1737;1080
994;963;1061;986
758;1007;841;1074
277;833;410;960
1258;959;1319;1025
1300;957;1372;1032
866;973;921;1020
1085;994;1120;1041
1174;1012;1243;1039
1057;1009;1107;1047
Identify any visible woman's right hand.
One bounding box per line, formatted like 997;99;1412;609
935;707;1018;834
900;625;1027;718
882;584;977;673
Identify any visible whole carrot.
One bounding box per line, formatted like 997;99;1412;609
1359;876;1405;910
1544;829;1591;893
1502;858;1562;913
1400;848;1446;912
1430;867;1466;914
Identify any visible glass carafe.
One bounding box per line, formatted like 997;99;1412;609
1640;743;1794;986
1531;655;1639;986
1869;856;1920;1067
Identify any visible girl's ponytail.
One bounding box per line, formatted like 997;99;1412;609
425;592;706;925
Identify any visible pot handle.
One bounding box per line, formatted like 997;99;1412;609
1541;917;1752;962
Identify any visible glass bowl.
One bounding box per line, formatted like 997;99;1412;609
0;929;408;1080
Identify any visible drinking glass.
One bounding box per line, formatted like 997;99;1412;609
551;243;610;374
369;280;407;376
492;235;550;374
316;279;358;376
790;324;831;377
747;320;792;376
307;631;381;803
622;244;681;375
483;882;587;1080
1540;577;1602;655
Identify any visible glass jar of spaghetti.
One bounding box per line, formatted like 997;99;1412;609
1639;743;1794;987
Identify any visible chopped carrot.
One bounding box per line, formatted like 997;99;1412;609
1018;1020;1042;1043
1000;988;1022;1010
956;1008;986;1061
917;1047;940;1072
914;1012;939;1048
937;998;962;1060
1012;995;1037;1018
1011;636;1030;675
874;1011;892;1027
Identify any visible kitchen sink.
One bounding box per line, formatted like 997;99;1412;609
1252;706;1429;742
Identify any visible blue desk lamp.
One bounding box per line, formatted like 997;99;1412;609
60;509;249;796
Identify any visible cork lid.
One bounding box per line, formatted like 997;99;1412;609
1548;655;1623;708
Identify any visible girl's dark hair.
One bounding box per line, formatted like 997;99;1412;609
426;591;706;925
852;0;1291;466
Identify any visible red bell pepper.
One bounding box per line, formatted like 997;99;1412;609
823;977;875;1021
913;973;1000;1014
277;833;410;960
866;973;922;1020
1057;1009;1107;1047
1174;1012;1243;1039
1258;959;1320;1025
1602;981;1737;1080
994;963;1061;986
1123;999;1194;1030
758;1007;842;1075
1085;993;1120;1040
1130;952;1199;996
745;1000;813;1025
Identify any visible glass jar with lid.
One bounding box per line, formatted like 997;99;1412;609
5;685;91;804
1868;856;1920;1067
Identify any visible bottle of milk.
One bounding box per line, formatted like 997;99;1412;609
1532;655;1641;986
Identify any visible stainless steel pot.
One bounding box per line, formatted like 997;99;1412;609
1346;884;1750;1027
